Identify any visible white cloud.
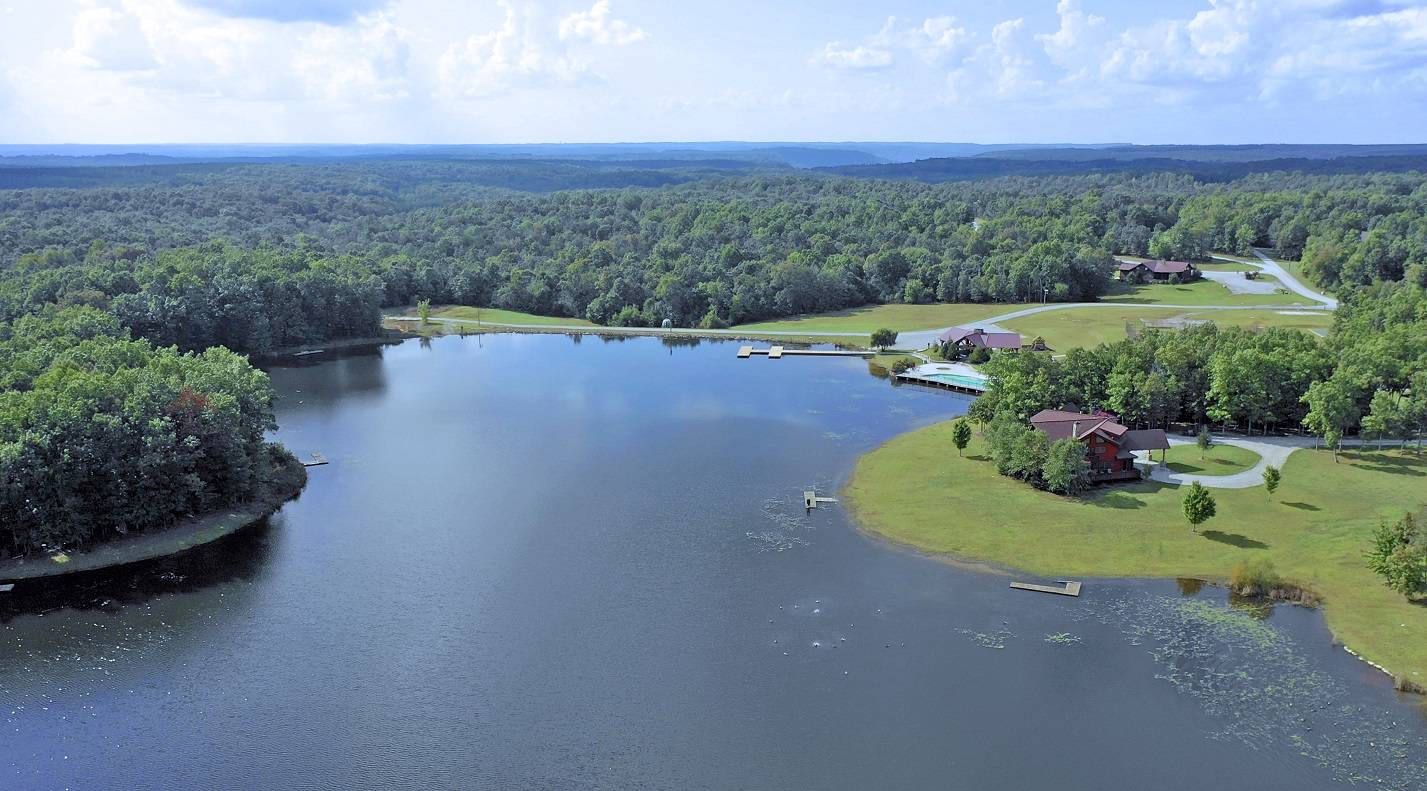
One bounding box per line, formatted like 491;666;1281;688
559;0;646;46
811;41;893;70
439;0;646;99
812;15;970;70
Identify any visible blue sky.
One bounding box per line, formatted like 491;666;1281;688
2;0;1426;144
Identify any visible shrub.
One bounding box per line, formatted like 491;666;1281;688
1230;557;1281;596
889;357;916;375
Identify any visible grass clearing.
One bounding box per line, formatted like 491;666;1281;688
1004;306;1334;350
735;303;1020;335
1163;443;1262;475
428;306;599;326
844;426;1427;686
1102;278;1309;307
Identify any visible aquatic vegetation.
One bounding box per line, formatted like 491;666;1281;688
956;627;1015;650
1043;632;1081;645
1076;593;1427;789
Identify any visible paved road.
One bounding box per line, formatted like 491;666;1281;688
1136;434;1406;489
1249;248;1338;309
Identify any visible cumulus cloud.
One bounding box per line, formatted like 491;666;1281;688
439;1;646;99
820;0;1427;110
811;41;893;70
559;0;646;45
812;15;970;69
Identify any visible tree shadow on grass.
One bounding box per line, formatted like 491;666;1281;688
1341;452;1427;477
1201;530;1269;549
966;454;991;462
1282;501;1321;511
1091;490;1150;509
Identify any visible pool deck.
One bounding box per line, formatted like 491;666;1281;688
894;362;988;395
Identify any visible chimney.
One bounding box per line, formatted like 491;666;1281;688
972;328;984;335
1072;420;1080;437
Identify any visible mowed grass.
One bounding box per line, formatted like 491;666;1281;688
1163;443;1262;475
430;306;598;326
1004;306;1334;350
844;426;1427;685
735;303;1019;335
1101;277;1310;306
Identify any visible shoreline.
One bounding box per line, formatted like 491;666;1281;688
0;456;307;584
841;423;1427;696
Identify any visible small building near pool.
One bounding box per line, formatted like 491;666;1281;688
938;327;1023;354
1030;409;1171;483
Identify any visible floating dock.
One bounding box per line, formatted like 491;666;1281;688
0;583;13;593
1009;580;1082;597
804;490;840;509
738;346;874;358
303;452;329;467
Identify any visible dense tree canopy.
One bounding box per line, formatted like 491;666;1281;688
0;308;301;556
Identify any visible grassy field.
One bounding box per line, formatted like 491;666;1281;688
1004;307;1334;351
428;306;599;326
1163;443;1262;475
844;426;1427;687
735;303;1018;336
1200;259;1257;273
1101;277;1309;306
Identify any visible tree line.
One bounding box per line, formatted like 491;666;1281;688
969;281;1427;444
2;165;1424;355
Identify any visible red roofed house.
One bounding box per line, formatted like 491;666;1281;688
1030;409;1171;483
1117;259;1199;283
937;327;1023;354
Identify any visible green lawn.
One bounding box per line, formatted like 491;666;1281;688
1162;443;1262;475
844;426;1427;688
1200;259;1257;273
428;306;599;326
1101;277;1309;306
1004;307;1334;351
735;303;1019;336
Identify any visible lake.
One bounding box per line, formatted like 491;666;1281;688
3;333;1424;790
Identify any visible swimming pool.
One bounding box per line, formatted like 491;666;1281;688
926;373;987;390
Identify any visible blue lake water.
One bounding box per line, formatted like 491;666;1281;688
2;333;1424;790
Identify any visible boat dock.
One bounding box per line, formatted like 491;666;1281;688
0;583;13;593
303;452;329;467
738;345;875;359
1009;580;1082;597
894;363;989;395
804;490;839;509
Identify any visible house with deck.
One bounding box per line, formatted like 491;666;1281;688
1117;259;1199;283
1030;409;1170;483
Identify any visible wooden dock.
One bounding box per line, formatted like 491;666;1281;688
803;490;840;509
1010;580;1082;597
739;346;875;359
303;452;329;467
0;583;13;593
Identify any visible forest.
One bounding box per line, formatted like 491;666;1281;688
2;157;1425;554
0;307;304;556
1;162;1424;355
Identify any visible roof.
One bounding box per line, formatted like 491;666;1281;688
1120;259;1194;274
1030;409;1164;446
937;327;1022;349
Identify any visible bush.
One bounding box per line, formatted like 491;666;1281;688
1230;557;1282;596
1042;438;1091;495
889;357;916;375
968;346;992;364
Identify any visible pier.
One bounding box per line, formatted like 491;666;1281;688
0;584;13;593
1009;580;1082;597
804;490;840;509
738;345;875;359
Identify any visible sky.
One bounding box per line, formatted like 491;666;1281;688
1;0;1426;144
